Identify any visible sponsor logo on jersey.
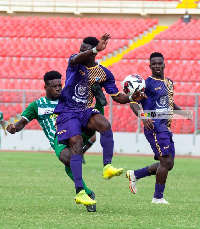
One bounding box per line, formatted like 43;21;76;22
38;107;55;115
155;87;161;90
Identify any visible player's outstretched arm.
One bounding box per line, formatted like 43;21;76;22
70;33;110;65
112;91;147;104
6;118;28;134
173;102;192;119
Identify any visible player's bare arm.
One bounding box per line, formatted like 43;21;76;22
70;33;110;66
6;118;28;134
130;103;154;130
112;91;147;104
173;102;192;119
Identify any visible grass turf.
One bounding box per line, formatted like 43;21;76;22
0;152;199;229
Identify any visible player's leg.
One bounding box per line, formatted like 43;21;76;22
86;112;124;179
83;134;96;154
151;132;175;203
58;147;93;195
152;155;174;204
54;136;96;205
82;133;96;164
59;148;96;212
126;162;159;194
56;114;96;206
81;103;104;164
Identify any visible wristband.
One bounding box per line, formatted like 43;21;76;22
92;47;99;54
129;95;134;102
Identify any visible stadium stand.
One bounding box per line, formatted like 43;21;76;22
0;15;199;133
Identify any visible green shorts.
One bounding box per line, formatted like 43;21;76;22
54;135;66;159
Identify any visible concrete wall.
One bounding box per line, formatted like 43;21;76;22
1;130;199;156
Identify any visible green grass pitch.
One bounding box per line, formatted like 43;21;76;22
0;152;200;229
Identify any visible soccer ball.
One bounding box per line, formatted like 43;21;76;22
123;74;145;96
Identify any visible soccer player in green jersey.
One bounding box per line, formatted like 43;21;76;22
0;111;7;148
6;70;97;212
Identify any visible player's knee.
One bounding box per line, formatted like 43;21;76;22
165;159;174;171
69;136;83;155
100;120;111;132
160;156;174;171
59;148;71;166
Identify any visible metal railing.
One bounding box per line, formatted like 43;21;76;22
0;90;199;140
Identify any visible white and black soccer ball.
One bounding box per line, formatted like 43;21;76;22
123;74;146;96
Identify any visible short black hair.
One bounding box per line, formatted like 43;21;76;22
150;52;164;61
83;36;99;47
44;71;62;85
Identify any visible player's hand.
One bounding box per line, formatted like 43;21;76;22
96;33;111;52
142;119;154;130
6;124;16;134
131;90;148;102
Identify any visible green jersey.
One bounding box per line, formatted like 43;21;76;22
22;97;58;149
0;111;3;121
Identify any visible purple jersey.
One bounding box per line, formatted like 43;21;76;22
54;54;119;113
140;76;174;133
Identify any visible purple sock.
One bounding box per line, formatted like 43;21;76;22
70;155;83;190
134;166;150;180
100;129;114;166
154;184;165;199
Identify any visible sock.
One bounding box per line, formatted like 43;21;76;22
134;166;151;180
100;129;114;166
83;139;93;154
65;166;92;195
153;184;165;199
70;155;83;190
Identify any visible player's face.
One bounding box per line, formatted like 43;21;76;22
45;79;62;100
80;43;95;63
150;57;165;77
80;43;93;53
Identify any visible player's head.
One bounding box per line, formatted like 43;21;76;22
44;71;62;100
80;36;99;53
149;52;165;77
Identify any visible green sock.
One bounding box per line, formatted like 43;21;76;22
65;166;92;195
94;102;104;115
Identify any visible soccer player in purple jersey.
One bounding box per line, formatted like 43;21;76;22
126;52;189;204
54;33;147;206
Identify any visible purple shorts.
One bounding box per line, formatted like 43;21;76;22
145;131;175;160
55;108;100;143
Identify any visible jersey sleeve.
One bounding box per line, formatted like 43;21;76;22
21;101;38;122
101;67;119;96
0;112;3;121
68;54;78;67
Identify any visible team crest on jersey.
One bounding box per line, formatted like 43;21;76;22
156;95;168;108
73;82;88;104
